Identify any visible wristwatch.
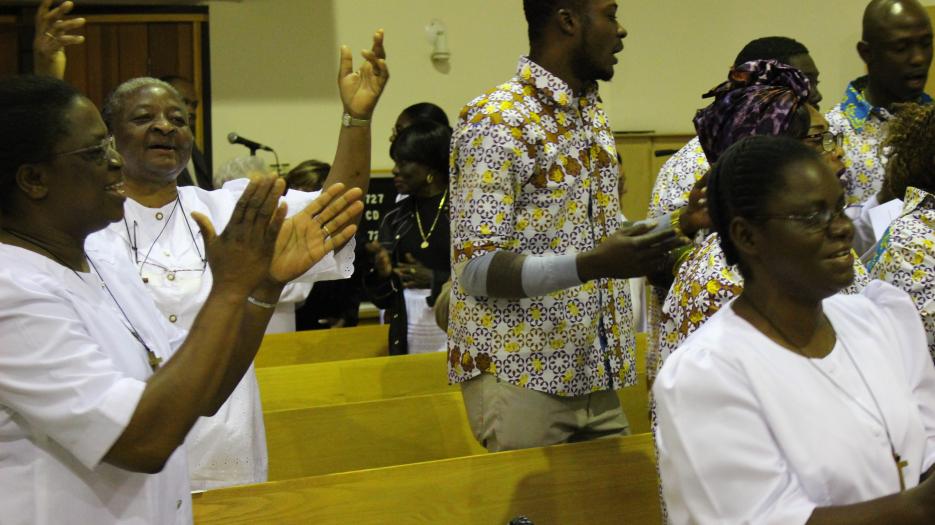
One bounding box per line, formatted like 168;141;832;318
342;112;370;127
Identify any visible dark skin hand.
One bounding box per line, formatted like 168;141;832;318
394;253;432;289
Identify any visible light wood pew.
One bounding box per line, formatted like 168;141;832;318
193;433;660;525
255;324;388;368
257;334;650;431
256;352;454;412
264;391;487;480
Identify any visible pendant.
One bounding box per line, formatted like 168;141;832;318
420;241;429;249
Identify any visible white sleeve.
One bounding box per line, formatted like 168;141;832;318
848;194;879;257
0;274;145;470
653;346;816;525
862;280;935;471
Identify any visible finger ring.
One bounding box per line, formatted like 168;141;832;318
322;225;331;237
45;32;58;40
410;268;416;275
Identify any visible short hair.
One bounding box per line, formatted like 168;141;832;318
286;159;331;192
733;37;810;67
158;74;191;85
390;119;452;178
0;75;81;210
102;77;181;130
707;135;822;274
884;103;935;198
523;0;585;44
399;102;450;130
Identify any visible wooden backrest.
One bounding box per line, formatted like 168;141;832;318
256;333;650;432
255;324;389;367
263;391;487;480
193;433;661;525
256;352;454;412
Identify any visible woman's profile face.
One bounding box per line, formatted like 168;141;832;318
44;96;127;231
112;85;193;184
391;158;431;196
802;104;846;180
749;158;855;299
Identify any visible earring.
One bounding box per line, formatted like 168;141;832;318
426;173;435;184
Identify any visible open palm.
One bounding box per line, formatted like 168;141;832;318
269;184;364;284
339;30;389;119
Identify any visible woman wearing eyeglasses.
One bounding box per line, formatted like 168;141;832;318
0;75;361;524
654;60;869;370
870;103;935;362
654;134;935;524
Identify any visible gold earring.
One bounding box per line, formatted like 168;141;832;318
426;173;435;184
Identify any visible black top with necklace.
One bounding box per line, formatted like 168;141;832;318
362;190;450;355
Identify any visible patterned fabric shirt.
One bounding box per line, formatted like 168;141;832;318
825;76;933;207
654;232;871;376
869;187;935;360
447;56;635;396
648;137;708;220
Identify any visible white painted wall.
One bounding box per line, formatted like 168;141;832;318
206;0;935;170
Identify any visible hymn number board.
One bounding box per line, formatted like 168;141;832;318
359;176;398;246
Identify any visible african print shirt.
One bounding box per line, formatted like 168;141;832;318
648;137;709;220
654;232;871;376
447;56;635;396
869;186;935;360
825;76;933;207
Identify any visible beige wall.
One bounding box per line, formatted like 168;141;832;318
207;0;935;171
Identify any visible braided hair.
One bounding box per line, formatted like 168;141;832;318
884;103;935;199
707;135;822;275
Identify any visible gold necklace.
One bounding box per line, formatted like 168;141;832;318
414;189;447;249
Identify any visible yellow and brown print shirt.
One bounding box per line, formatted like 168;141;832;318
870;186;935;361
447;56;636;396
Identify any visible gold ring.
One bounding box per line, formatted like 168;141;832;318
45;31;57;40
410;268;416;275
322;225;331;237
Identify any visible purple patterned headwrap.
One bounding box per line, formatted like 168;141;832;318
694;59;811;163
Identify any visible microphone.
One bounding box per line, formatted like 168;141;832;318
227;132;274;152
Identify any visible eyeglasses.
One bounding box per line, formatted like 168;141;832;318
803;131;844;153
53;136;116;165
756;202;849;232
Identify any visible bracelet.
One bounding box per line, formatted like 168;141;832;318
671;208;686;239
247;296;277;309
342;112;370;127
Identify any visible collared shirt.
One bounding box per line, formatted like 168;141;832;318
655;232;871;375
0;240;191;525
655;281;935;524
448;56;635;396
869;186;935;360
826;76;933;207
96;180;355;490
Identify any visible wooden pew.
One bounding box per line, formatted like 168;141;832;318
257;352;454;412
264;391;487;480
255;324;389;368
193;433;660;525
257;334;650;431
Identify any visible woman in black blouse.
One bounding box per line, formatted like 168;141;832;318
364;119;451;355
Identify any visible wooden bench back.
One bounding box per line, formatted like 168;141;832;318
193;433;661;525
255;324;389;367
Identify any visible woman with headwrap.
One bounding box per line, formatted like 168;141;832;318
652;60;870;372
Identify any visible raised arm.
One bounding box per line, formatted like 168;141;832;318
322;30;389;202
33;0;85;79
103;179;361;473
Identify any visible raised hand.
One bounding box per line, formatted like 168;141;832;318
34;0;86;79
192;177;287;296
339;29;389;119
269;183;364;284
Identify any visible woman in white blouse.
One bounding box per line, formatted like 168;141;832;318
86;33;388;490
653;135;935;524
0;75;361;524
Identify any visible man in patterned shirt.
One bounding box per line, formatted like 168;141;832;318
448;0;684;451
826;0;932;253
